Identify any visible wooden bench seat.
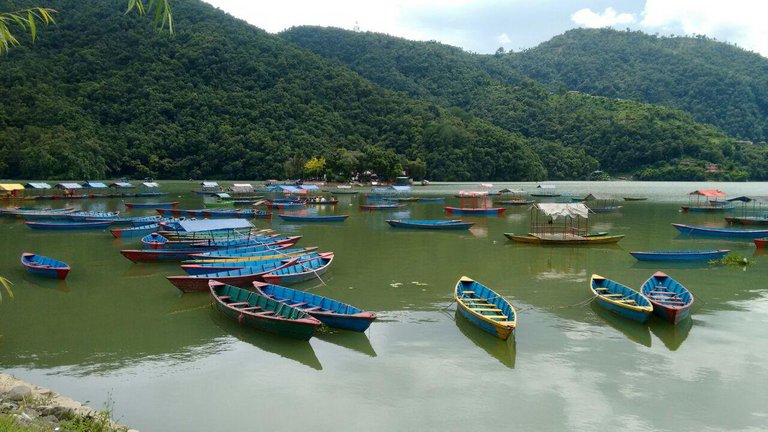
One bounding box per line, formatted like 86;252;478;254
603;293;624;297
485;315;508;320
474;308;503;312
462;291;475;294
303;306;322;312
229;302;249;307
218;296;231;300
240;306;262;311
289;302;308;308
254;311;276;316
594;287;608;291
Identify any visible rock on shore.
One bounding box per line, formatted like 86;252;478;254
0;372;136;431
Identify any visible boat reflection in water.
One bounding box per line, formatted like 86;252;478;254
590;302;652;348
314;328;377;358
210;309;323;371
649;317;693;351
454;310;516;369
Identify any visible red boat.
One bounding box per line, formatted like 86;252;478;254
755;238;767;248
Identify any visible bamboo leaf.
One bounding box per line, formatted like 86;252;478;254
0;277;14;301
28;11;36;42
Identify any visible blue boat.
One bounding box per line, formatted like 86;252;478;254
444;206;505;216
253;282;377;332
24;220;112;230
111;223;161;238
386;219;474;230
262;252;335;285
454;276;516;340
640;271;693;324
21;252;71;280
125;201;178;209
672;223;768;239
278;214;349;222
181;253;320;275
590;274;653;323
629;249;730;261
66;211;121;221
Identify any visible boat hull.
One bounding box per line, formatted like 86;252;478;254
505;233;624;244
25;221;112;230
629;249;730;261
754;238;767;248
386;219;474;230
590;274;653;324
278;214;348;222
454;276;516;341
21;253;70;280
672;223;768;239
444;207;505;215
641;271;694;324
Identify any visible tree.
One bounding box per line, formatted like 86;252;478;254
303;156;326;179
0;0;173;55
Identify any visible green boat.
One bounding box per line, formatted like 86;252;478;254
209;281;321;340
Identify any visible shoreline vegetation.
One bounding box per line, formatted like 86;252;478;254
0;373;134;432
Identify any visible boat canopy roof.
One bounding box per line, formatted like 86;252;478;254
727;195;768;204
498;188;525;194
689;189;726;198
215;193;232;199
24;182;52;189
109;182;134;188
177;219;253;233
141;182;160;188
279;185;307;194
583;193;616;201
535;203;590;220
55;183;82;190
201;181;219;188
82;181;107;188
0;183;25;191
230;183;254;192
537;184;556;189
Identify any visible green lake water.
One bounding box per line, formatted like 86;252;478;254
1;181;767;431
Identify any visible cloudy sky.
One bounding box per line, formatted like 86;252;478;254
202;0;768;57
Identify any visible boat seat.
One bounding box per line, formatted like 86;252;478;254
289;302;308;308
218;296;231;300
474;308;503;312
254;311;276;316
649;290;676;295
239;306;262;311
615;299;636;303
229;302;249;307
594;287;608;291
462;291;475;294
485;315;508;320
603;294;623;297
303;306;322;312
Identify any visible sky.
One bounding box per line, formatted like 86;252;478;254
202;0;768;58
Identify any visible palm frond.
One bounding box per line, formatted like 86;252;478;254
126;0;173;34
0;7;56;55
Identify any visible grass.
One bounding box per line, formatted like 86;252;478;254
709;253;752;266
0;413;46;431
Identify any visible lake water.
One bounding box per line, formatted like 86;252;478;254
1;181;767;431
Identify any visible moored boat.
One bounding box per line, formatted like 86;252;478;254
640;271;694;324
629;249;730;262
505;233;624;244
623;197;648;201
167;257;298;292
755;238;767;248
253;282;377;332
209;281;321;340
180;252;318;276
278;214;348;222
24;220;112;230
20;253;71;280
672;223;768;239
111;223;160;238
443;206;505;215
261;252;334;285
725;215;768;226
454;276;516;340
125;201;178;209
359;204;403;210
590;274;653;323
385;219;474;230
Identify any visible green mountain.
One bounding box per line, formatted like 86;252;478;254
281;26;767;180
0;0;546;181
503;28;768;142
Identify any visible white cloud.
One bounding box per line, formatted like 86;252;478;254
571;7;636;28
639;0;768;56
497;33;512;46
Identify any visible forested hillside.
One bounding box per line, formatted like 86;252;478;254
0;0;547;181
503;28;768;142
281;26;767;180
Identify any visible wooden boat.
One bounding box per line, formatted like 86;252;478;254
359;204;403;210
454;276;516;340
415;197;445;202
24;220;112;230
590;274;653;323
111;223;161;238
495;199;534;206
444;206;505;216
262;253;335;285
755;238;767;248
504;233;624;244
725;216;768;226
181;253;318;275
303;198;338;205
640;271;694;324
672;223;768;239
209;281;321;340
629;249;730;262
125;201;178;209
623;197;648;201
168;257;297;293
589;205;623;213
81;215;160;226
265;201;305;210
20;253;71;280
203;200;235;208
386;219;474;230
183;247;318;268
186;237;303;259
278;214;348;222
253;282;376;332
155;208;271;219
